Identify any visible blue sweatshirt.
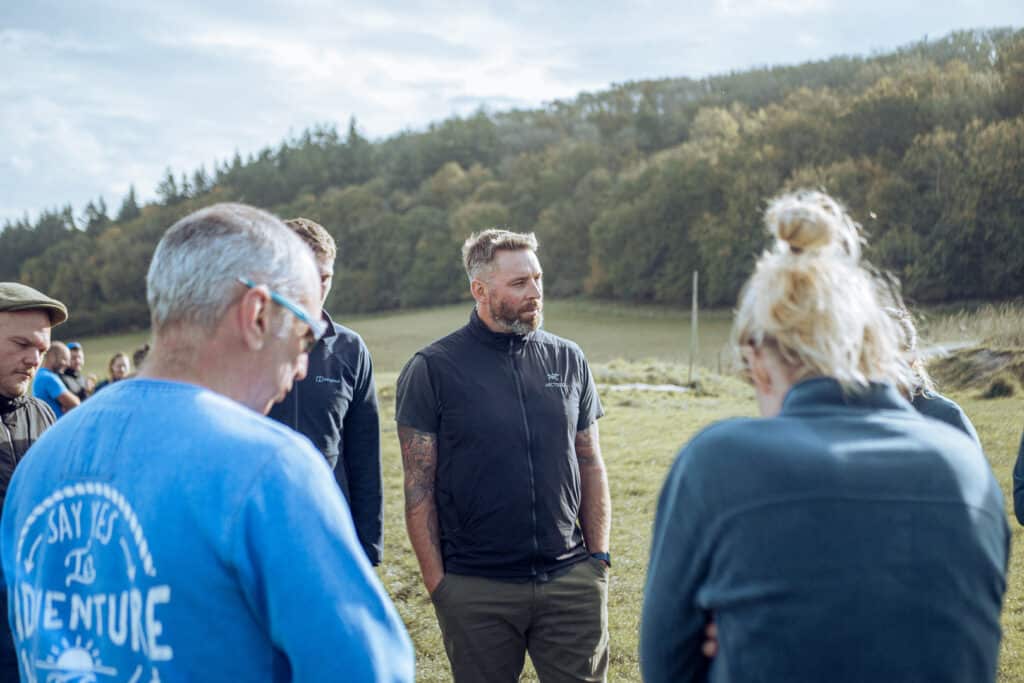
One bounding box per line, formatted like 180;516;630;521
1;378;413;682
641;378;1009;683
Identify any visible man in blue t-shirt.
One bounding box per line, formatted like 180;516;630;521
2;204;414;682
31;341;79;417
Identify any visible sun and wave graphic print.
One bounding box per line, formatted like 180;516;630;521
12;482;173;682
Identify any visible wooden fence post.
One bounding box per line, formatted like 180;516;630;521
689;271;699;385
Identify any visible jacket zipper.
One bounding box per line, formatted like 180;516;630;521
509;338;540;578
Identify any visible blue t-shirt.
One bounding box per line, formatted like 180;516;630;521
641;378;1009;683
30;368;66;417
1;378;414;682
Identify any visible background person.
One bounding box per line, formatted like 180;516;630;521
131;342;150;376
0;282;67;680
1;203;414;682
1013;429;1024;525
269;217;383;565
640;190;1009;683
396;229;611;683
93;351;130;391
60;341;89;401
30;341;80;417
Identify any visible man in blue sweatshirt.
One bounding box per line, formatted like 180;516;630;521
1;204;413;682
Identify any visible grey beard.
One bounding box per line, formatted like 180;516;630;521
491;306;542;335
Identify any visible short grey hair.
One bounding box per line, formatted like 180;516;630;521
462;229;538;282
146;203;316;334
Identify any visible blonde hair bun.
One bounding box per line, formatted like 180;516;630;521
731;189;912;393
765;190;862;260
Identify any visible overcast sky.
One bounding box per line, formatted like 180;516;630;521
2;1;1022;224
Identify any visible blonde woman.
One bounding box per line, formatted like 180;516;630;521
93;352;130;392
640;190;1008;682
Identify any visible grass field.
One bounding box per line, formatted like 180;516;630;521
66;299;737;378
374;376;1024;682
68;299;1024;680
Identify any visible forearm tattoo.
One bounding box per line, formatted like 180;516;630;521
398;426;438;511
575;423;602;468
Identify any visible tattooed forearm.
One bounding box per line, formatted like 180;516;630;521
399;425;438;511
397;424;445;592
575;422;602;468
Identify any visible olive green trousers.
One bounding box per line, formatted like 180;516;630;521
430;557;610;683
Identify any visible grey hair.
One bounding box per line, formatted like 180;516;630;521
462;229;538;283
146;203;317;334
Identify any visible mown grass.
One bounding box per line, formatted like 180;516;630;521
66;299;737;378
68;297;1022;379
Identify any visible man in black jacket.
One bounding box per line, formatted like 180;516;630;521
396;229;612;682
0;282;67;679
60;341;89;401
268;218;383;565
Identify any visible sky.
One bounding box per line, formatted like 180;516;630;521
2;0;1022;224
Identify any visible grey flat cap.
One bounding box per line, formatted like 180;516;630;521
0;283;68;325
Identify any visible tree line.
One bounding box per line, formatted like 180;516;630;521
3;28;1023;338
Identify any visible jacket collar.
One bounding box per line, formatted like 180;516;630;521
780;377;913;416
319;310;338;340
0;393;26;416
466;308;534;351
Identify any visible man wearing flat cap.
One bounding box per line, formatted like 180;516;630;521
0;282;68;679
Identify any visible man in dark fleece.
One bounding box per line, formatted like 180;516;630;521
268;217;383;565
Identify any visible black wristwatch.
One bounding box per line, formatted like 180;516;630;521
590;552;611;567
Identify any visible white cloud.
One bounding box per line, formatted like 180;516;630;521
714;0;832;17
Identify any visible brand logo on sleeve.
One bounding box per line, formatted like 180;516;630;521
315;376;341;384
14;482;173;681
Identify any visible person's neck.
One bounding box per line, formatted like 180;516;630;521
140;328;261;412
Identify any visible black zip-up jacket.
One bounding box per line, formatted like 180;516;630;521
61;369;88;401
0;394;55;512
396;309;603;579
268;312;382;565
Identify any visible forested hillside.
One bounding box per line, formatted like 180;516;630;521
4;28;1022;337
